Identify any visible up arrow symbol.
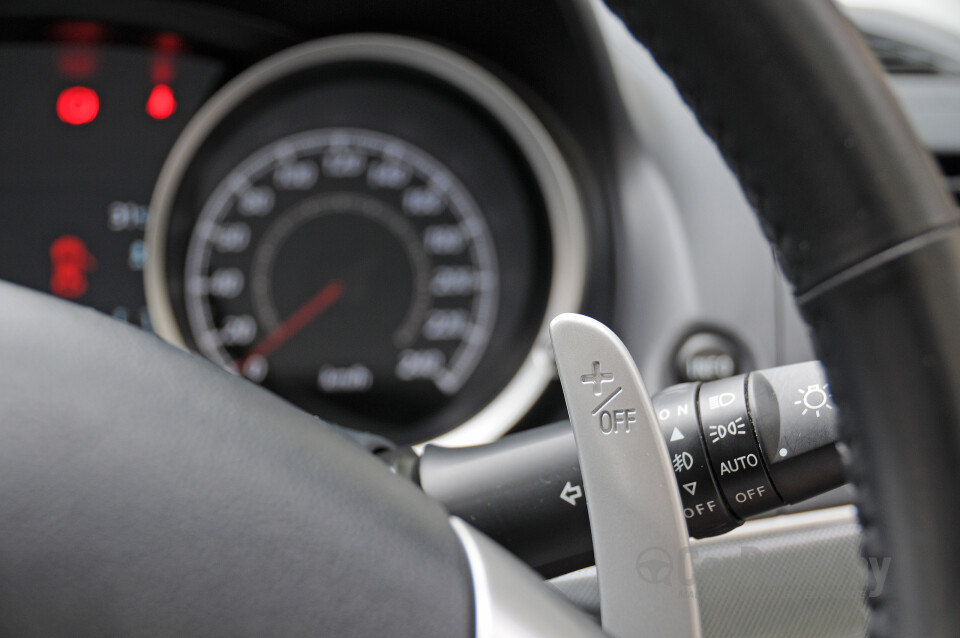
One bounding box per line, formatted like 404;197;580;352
560;481;583;506
670;427;684;442
683;482;697;496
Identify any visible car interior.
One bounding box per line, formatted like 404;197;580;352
1;0;958;636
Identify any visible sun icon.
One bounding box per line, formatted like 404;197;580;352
795;384;833;417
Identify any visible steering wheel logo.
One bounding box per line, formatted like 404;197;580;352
635;547;673;585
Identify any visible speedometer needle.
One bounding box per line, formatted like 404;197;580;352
245;279;345;361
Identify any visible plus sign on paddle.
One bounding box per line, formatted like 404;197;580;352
580;361;614;396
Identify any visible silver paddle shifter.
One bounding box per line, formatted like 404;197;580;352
550;314;701;638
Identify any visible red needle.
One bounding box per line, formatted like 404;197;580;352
244;279;345;361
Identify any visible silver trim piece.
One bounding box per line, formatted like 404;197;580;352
144;35;589;446
550;313;701;638
449;517;606;638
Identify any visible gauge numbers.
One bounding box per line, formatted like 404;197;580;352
184;128;499;425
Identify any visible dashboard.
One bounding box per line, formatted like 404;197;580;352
1;0;957;451
1;0;959;636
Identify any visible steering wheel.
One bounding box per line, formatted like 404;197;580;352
0;0;956;635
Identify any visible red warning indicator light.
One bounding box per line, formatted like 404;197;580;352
50;235;96;299
56;86;99;125
146;84;176;120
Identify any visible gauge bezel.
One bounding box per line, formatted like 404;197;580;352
145;34;588;446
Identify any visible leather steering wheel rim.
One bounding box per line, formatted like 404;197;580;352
0;0;956;636
604;0;960;635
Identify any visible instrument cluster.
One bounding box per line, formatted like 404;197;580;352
0;18;599;444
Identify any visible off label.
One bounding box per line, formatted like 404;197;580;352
684;500;719;519
735;485;767;503
599;408;636;435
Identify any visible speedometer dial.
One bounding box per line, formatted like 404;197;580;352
185;128;499;424
146;35;588;444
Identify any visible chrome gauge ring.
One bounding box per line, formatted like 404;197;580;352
146;34;588;444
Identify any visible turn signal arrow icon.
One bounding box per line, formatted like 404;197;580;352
560;481;584;506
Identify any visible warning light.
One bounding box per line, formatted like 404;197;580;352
57;86;99;125
152;32;185;54
51;265;88;299
50;21;106;43
151;58;175;84
52;21;105;79
146;84;176;120
50;235;96;299
58;51;98;79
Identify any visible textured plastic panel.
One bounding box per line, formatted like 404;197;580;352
550;507;869;638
